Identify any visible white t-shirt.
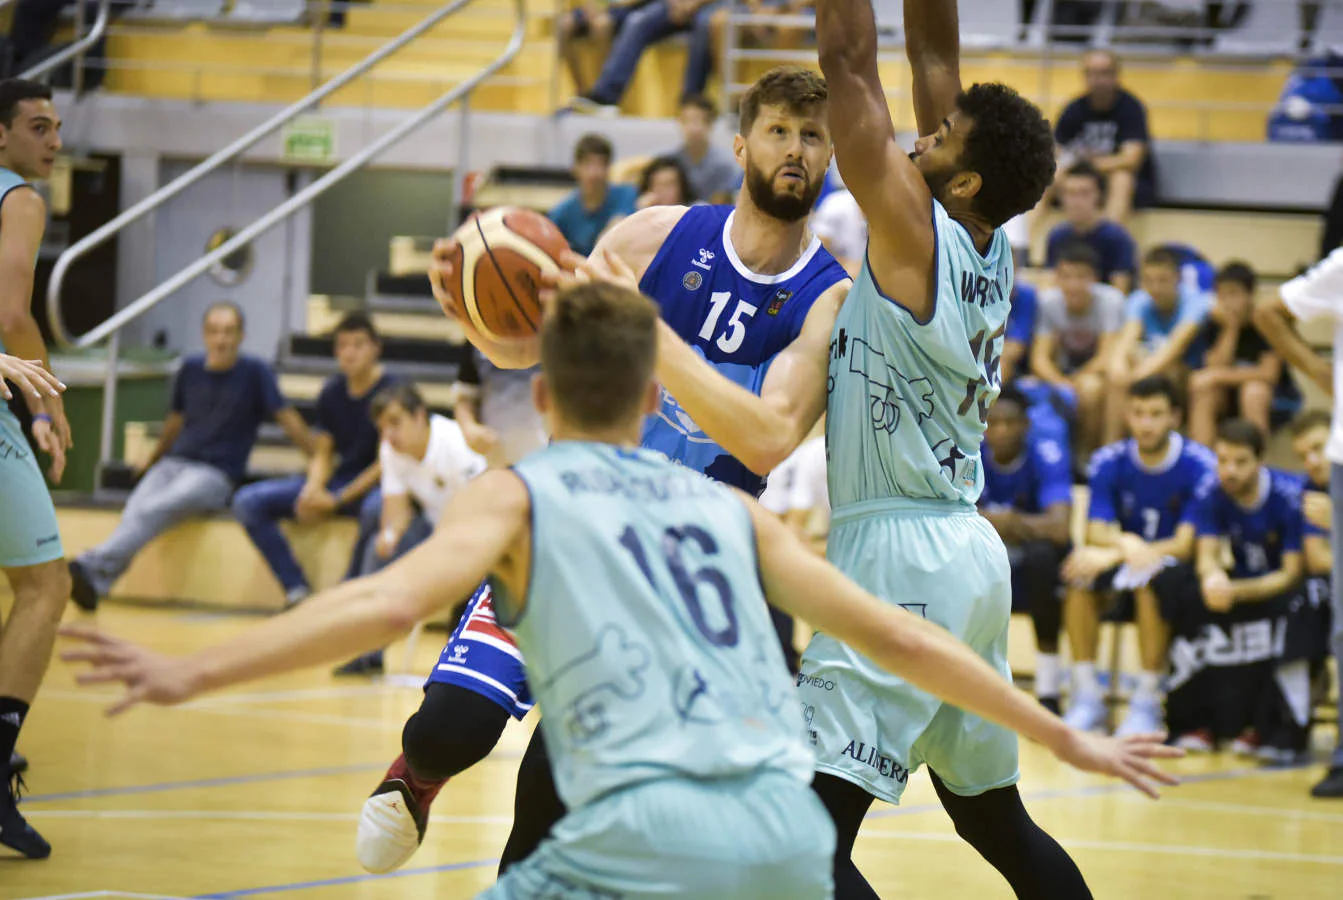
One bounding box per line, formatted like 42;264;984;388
760;437;830;520
811;190;867;264
1279;249;1343;464
380;415;488;525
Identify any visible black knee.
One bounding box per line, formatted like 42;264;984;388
401;683;510;782
811;773;880;900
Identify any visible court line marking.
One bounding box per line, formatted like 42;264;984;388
189;858;500;899
41;690;414;731
16;893;191;900
1121;794;1343;824
24;809;514;825
21;764;388;804
859;828;1343;865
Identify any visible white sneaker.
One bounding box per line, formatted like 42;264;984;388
1115;699;1164;738
1063;694;1108;733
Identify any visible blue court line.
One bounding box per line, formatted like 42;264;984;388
22;763;388;804
191;858;500;899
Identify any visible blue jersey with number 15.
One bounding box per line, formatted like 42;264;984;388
639;204;848;495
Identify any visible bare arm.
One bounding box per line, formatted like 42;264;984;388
1132;321;1201;381
143;412;185;470
0;189;50;393
1089;141;1146;175
1253;297;1331;396
379;490;415;544
1018;502;1072;545
1000;339;1026;385
1229;552;1304;605
1203;317;1239;369
1089;520;1197;563
1076;330;1119;376
1107;320;1142;377
303;432;335;492
335;460;381;506
1305;535;1332;577
1029;331;1071;388
1195;534;1225;582
276;407;317;456
904;0;962;138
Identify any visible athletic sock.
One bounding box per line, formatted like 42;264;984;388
1133;671;1163;706
1034;653;1062;699
0;697;29;767
1071;661;1101;699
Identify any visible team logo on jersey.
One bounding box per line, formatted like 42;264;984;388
766;289;793;316
693;248;715;271
682;270;703;291
835;331;935;434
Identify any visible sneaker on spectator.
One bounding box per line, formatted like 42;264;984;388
356;753;447;874
1229;729;1261;757
1310;766;1343;798
1258;745;1310;768
1115;698;1164;738
333;651;384;677
1063;693;1107;733
563;95;619;117
68;559;99;612
1173;729;1215;753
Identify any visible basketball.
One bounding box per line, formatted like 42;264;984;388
439;206;571;341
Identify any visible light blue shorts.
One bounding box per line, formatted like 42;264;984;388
797;501;1020;805
0;409;62;568
478;770;835;899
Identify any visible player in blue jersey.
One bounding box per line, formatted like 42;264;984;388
979;386;1073;714
354;65;851;875
1156;419;1306;757
63;281;1178;898
1062;375;1216;738
0;78;71;861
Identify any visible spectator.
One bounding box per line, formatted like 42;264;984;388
1292;411;1334;577
1029;241;1126;457
1188;263;1294;448
557;1;651;98
1106;246;1210;442
549;134;639;256
231;313;397;607
978;387;1073;714
670;95;741;204
636;155;695;209
454;347;549;470
1045;161;1137;294
700;0;814;95
811;187;866;276
68;303;314;609
1061;375;1215;737
1054;49;1156;223
1158;420;1306;760
334;384;488;675
565;0;721;115
1001;281;1039;384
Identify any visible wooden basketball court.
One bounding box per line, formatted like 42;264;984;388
5;604;1341;899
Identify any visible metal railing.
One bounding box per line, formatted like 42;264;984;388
46;0;527;469
19;0;112;89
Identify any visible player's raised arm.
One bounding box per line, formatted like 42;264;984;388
61;472;531;714
905;0;963;136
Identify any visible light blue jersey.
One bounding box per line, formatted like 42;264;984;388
497;441;812;810
826;199;1012;509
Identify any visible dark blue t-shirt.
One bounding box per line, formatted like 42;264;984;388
169;355;287;483
1087;434;1216;540
317;372;398;482
1192;468;1304;578
1055;89;1157;208
980;435;1073;515
1045;220;1137;284
547;184;638;256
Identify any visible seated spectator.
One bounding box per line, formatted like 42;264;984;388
670;95;741;204
1107;246;1211;442
1188;263;1297;447
810;187;866;276
1290;413;1336;757
1054;49;1156;223
1061;375;1214;737
68;303;314;610
1045;161;1137;294
549;134;639;256
1158;420;1308;761
335;384;488;675
557;1;651;98
636;155;695;209
1001;280;1039;384
978;387;1073;714
1029;242;1126;457
454;347;548;469
565;0;721;115
231;314;397;607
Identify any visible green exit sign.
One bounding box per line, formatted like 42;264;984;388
282;117;336;164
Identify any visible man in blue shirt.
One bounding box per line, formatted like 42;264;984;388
69;303;314;610
1157;419;1306;758
547;133;639;256
231;313;396;608
979;387;1073;713
1044;162;1136;294
1063;375;1215;736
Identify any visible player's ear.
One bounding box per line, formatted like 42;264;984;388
950;170;983;202
732;133;746;169
531;373;550;417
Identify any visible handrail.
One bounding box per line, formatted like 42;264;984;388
45;0;490;348
19;0;111;82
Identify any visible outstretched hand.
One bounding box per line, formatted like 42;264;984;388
58;624;203;716
1054;729;1183;799
0;354;64;402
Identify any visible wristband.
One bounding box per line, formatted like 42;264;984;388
32;413;52;424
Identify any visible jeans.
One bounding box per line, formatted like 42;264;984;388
78;457;234;595
358;514;434;577
231;474;374;593
589;0;719;105
1331;464;1343;766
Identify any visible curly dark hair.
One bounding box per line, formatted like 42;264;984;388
955;83;1055;228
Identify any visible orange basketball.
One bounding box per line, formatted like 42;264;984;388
439;206;571;341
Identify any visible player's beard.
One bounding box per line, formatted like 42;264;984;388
744;159;821;223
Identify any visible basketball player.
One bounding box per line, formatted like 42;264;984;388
356;64;852;874
63;282;1179;899
0;78;70;861
627;0;1122;894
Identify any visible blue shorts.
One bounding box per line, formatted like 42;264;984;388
426;581;533;719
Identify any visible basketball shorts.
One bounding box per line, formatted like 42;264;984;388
0;408;62;568
797;501;1020;805
478;769;835;900
426;581;533;719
